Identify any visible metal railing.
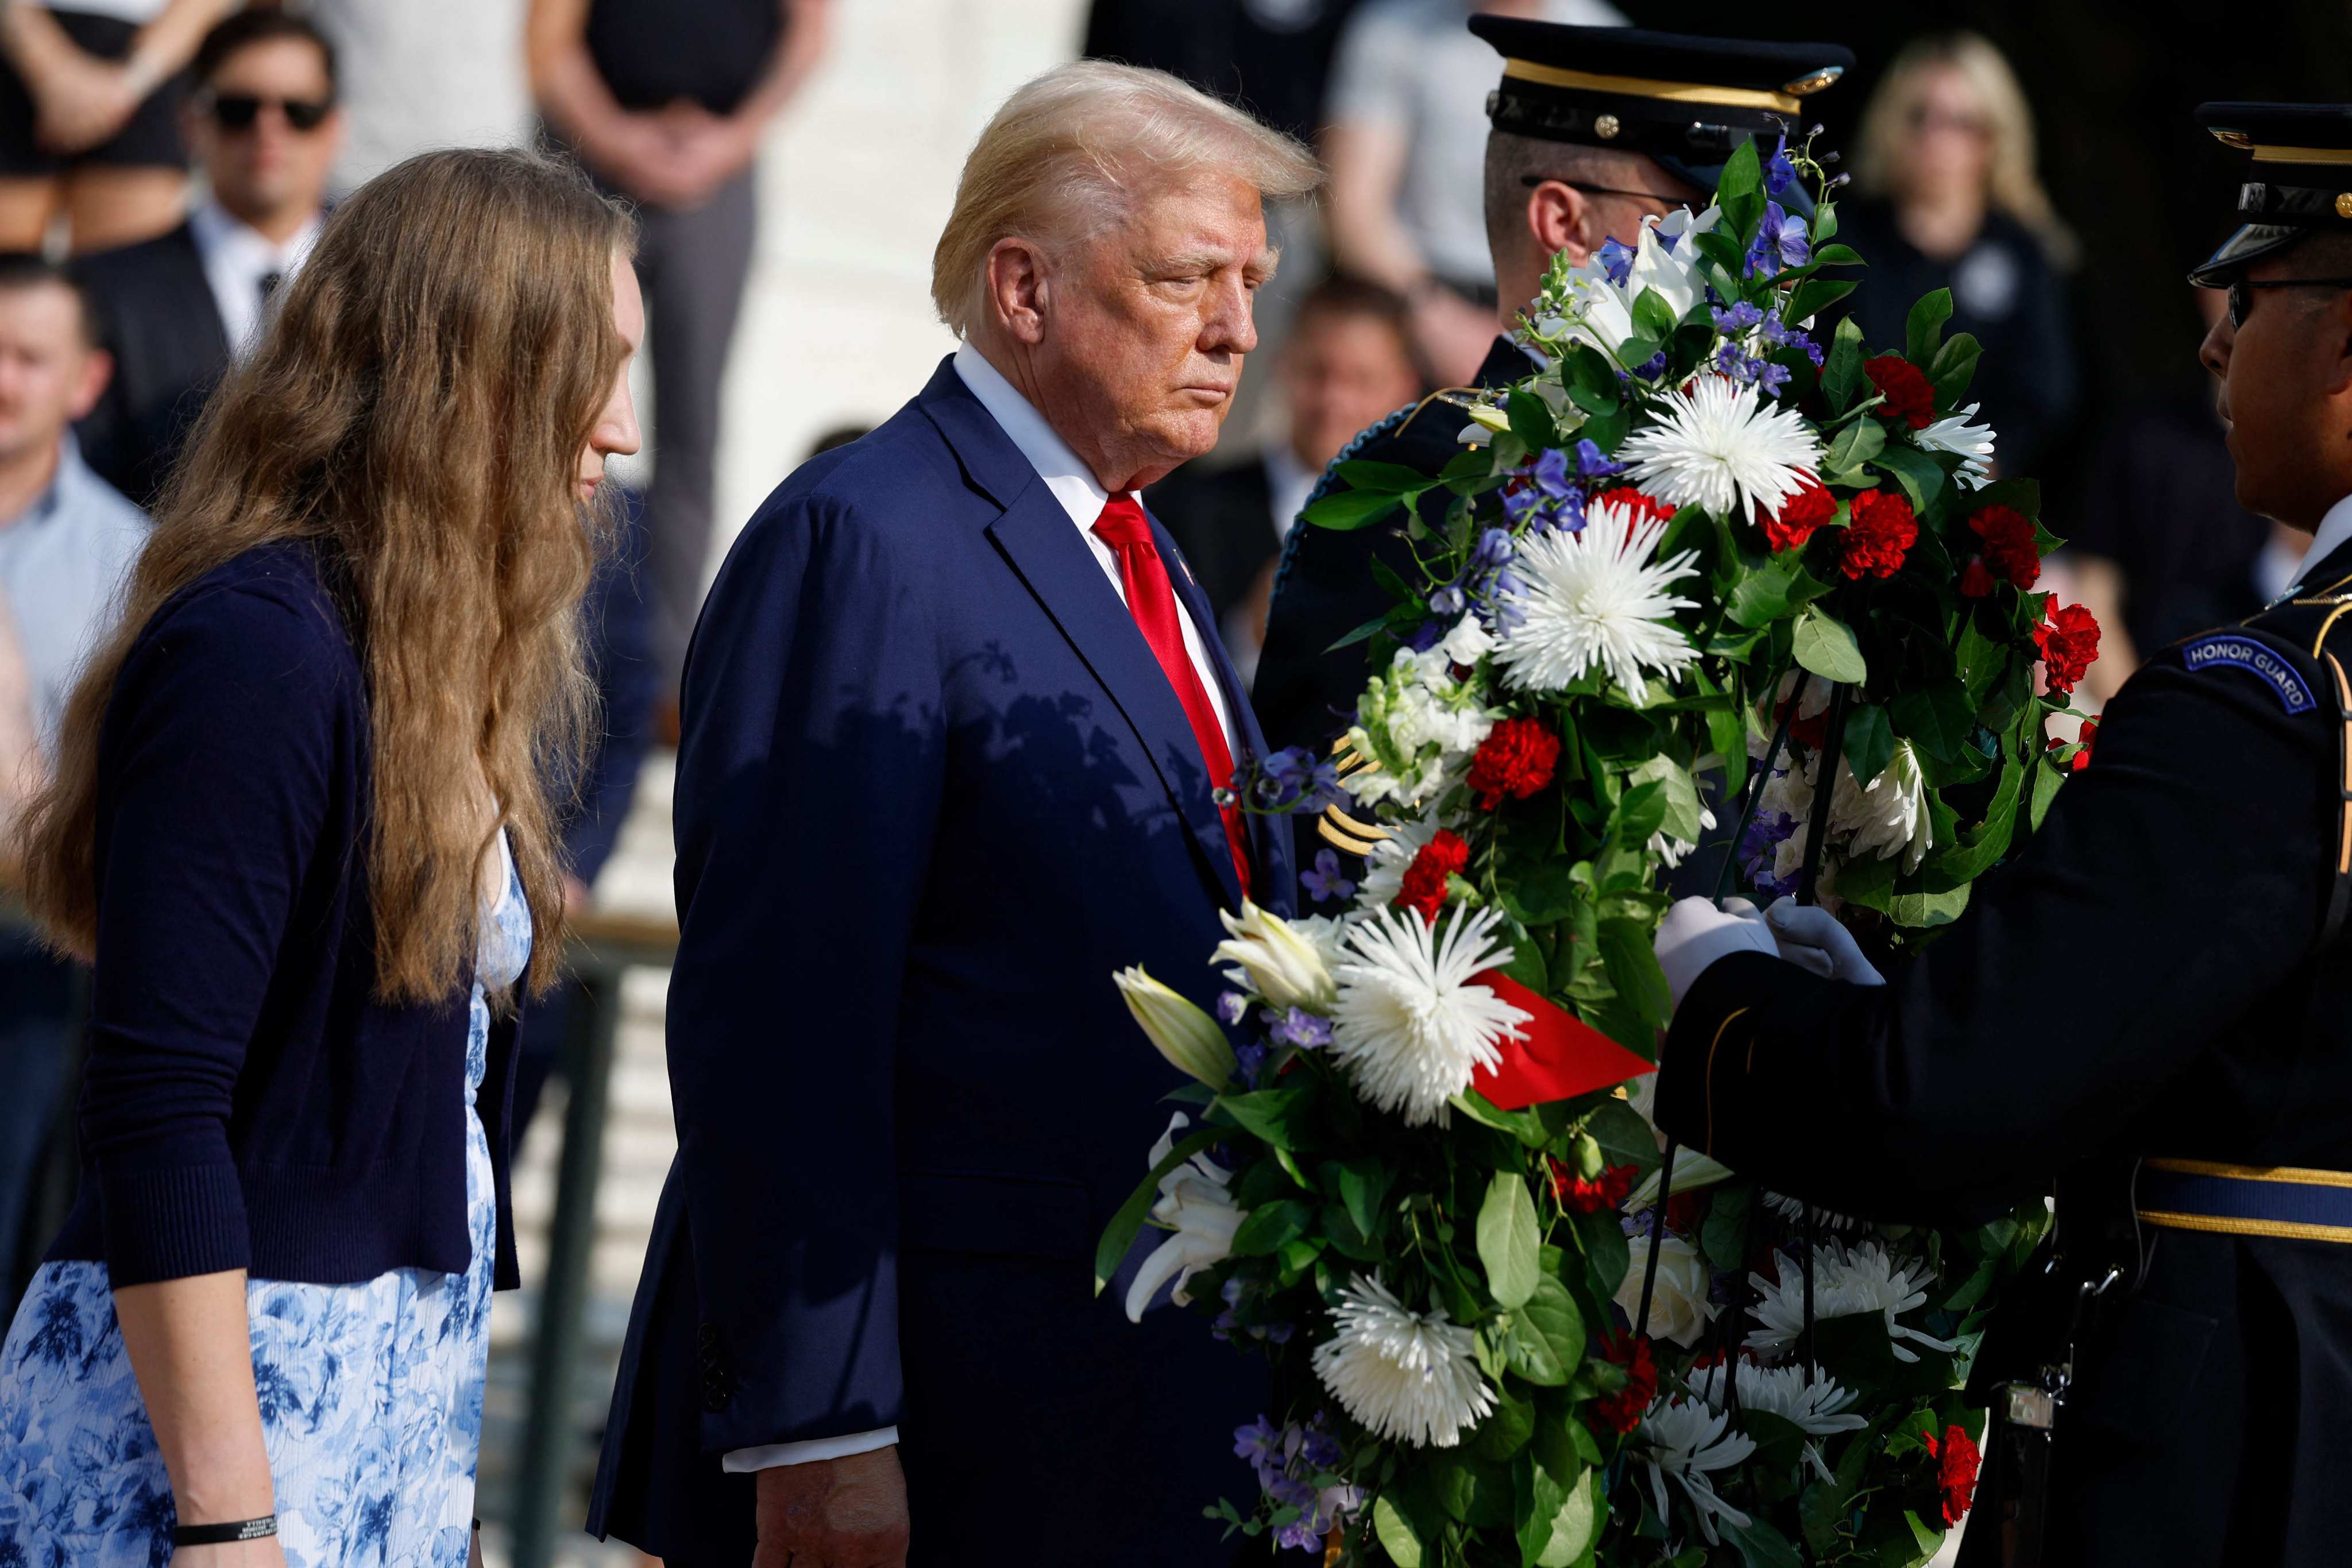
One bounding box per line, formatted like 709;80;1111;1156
0;873;676;1568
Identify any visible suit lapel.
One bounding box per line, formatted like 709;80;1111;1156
920;361;1243;910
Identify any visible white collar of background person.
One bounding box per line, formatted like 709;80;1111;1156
950;338;1238;752
189;197;324;358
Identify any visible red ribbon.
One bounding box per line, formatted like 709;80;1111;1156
1470;971;1656;1110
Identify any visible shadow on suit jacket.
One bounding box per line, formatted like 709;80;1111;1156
74;222;230;507
588;358;1295;1567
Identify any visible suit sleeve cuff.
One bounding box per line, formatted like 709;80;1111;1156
723;1426;899;1473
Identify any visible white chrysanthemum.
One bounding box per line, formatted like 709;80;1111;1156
1760;1189;1867;1233
1312;1273;1495;1447
1691;1361;1866;1482
1918;401;1996;485
1638;1396;1756;1545
1292;913;1358;978
1328;906;1529;1125
1124;1114;1245;1322
1746;1241;1957;1364
1620;376;1822;523
1832;740;1933;872
1493;497;1700;703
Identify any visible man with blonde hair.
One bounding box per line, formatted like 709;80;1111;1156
590;61;1318;1568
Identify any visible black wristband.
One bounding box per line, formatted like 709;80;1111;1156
172;1516;278;1547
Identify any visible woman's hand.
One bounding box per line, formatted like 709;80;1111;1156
25;49;142;153
173;1537;289;1568
112;1272;279;1561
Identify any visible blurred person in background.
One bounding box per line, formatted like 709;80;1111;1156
0;255;146;1310
0;148;640;1568
74;8;339;504
1840;32;2077;477
530;0;833;732
1147;272;1422;681
1322;0;1623;385
0;0;238;254
2065;282;2290;704
1083;0;1361;149
303;0;531;194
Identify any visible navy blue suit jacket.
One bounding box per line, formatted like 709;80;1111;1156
591;358;1292;1566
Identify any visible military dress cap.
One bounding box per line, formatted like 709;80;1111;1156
1469;18;1854;199
2191;102;2352;286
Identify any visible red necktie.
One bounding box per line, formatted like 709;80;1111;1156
1092;495;1252;899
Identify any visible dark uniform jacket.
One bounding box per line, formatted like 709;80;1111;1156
1252;334;1529;758
1655;533;2352;1566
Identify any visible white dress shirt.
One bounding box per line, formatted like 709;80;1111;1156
721;342;1245;1477
188;198;323;360
2287;492;2352;597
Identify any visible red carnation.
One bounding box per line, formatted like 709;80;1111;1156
1866;354;1936;430
2034;601;2101;695
2048;717;2099;773
1763;474;1836;553
1840;489;1918;580
1959;558;1996;598
1968;504;2041;591
1665;1189;1708;1233
1922;1423;1983;1526
1593;486;1678;530
1392;829;1470;923
1467;717;1562;810
1547;1157;1637;1215
1585;1331;1658;1435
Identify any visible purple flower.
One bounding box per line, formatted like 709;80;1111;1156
1402;620;1445;654
1596;237;1634;285
1217;991;1249;1025
1273;1008;1334;1051
1759;310;1824;367
1301;848;1356;904
1765;134;1797;198
1745;202;1811;277
1502;446;1581;529
1715;342;1759;384
1739;806;1802;898
1234;1039;1269;1085
1299;1422;1343;1472
1573;438;1625;480
1710;300;1764;335
1631;350;1669;381
1755;360;1794;397
1235;1417;1284;1487
1470;526;1517;570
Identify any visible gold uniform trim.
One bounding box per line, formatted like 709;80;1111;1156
1701;1007;1749;1156
2249;144;2352;167
1501;59;1801;115
2137;1209;2352;1245
2145;1156;2352;1188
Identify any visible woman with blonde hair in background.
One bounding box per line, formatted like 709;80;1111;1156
0;146;642;1567
1840;32;2079;476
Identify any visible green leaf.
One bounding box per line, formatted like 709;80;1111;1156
1842;703;1895;786
1890;678;1975;763
1515;1454;1570;1568
1229;1199;1312;1256
1824;416;1886;474
1304;488;1407;531
1929;331;1983;405
1928;755;2025;885
1597;917;1670;1035
1698;1182;1752;1273
1214;1084;1315;1150
1905;288;1954;364
1611;334;1661;373
1505;858;1584;926
1338;1160;1396;1242
1872;443;1947;512
1501;1305;1568;1386
1536;1470;1600;1567
1793;608;1868;685
1888;880;1972;928
1833;848;1897;912
1338;458;1442;494
1632;285;1679;343
1785;277;1856;328
1609;781;1666;847
1628;755;1704;844
1723;1515;1806;1568
1821;316;1867;409
1373;1494;1424;1568
1092;1125;1223;1292
1577;400;1630;454
1811;242;1865;269
1727;553;1830;629
1524;1272;1588;1374
1953;610;2009;701
1905;1510;1945;1556
1477;1171;1542;1308
1509;387;1559;451
1716;138;1764;238
2030;751;2067;831
1469;1391;1536;1462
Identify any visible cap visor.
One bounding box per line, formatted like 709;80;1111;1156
2188;223;2308;287
1653;153;1818;218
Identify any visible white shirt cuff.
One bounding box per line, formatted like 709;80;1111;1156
723;1425;899;1473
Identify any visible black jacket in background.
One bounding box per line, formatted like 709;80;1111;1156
74;222;229;508
1836;201;2077;478
1144;450;1279;631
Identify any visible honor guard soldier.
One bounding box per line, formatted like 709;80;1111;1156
1252;20;1854;763
1649;102;2352;1568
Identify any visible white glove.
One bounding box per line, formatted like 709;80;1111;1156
1764;897;1887;986
1654;895;1778;1011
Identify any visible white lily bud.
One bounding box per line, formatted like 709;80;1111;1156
1213;901;1337;1013
1113;966;1235;1090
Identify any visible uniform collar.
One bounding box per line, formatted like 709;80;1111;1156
951;339;1124;532
2288;491;2352;596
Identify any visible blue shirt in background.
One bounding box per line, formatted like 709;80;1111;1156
0;435;150;754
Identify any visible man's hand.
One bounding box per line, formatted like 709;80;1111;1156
752;1446;909;1568
1653;895;1777;1011
1764;897;1887;986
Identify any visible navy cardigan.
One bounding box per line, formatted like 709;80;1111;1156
45;541;523;1291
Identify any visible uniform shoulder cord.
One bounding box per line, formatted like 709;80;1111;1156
2297;586;2352;947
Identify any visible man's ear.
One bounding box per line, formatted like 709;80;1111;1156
1524;181;1594;266
68;347;113;423
2323;287;2352;399
983;238;1052;346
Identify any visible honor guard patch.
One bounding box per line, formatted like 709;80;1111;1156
2180;633;2317;714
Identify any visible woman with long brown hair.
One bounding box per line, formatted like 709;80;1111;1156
0;146;640;1567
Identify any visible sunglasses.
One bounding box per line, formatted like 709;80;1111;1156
206;92;335;133
1519;176;1684;213
2227;276;2352;330
1907;106;1991;138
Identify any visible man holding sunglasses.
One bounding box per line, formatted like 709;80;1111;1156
1643;102;2352;1567
1252;20;1852;782
74;9;339;505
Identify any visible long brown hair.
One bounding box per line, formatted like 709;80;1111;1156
20;147;635;1002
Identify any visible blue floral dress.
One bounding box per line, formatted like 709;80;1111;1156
0;835;532;1568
